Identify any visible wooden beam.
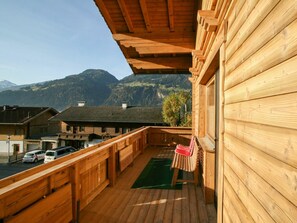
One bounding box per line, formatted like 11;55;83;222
192;50;206;62
167;0;174;31
94;0;116;33
127;57;192;70
139;0;152;32
198;10;218;32
119;38;194;48
113;32;195;41
117;0;134;32
135;45;193;55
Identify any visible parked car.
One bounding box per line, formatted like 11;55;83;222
22;150;45;163
44;146;76;163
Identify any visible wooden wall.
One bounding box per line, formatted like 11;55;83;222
223;0;297;222
193;0;297;222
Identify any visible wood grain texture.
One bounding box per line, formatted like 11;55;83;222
225;92;297;130
225;17;297;90
225;149;297;222
224;133;297;206
226;0;297;75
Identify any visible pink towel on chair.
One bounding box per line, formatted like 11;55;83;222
174;136;195;157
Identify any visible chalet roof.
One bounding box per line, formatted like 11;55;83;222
0;105;58;125
94;0;199;74
50;106;165;124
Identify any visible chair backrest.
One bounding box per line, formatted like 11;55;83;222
189;136;195;150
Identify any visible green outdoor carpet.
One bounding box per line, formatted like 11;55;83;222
132;158;182;190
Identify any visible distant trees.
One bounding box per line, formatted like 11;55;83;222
162;91;191;127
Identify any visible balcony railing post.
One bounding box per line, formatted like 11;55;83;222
108;145;117;187
70;163;80;222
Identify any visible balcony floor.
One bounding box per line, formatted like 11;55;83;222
80;147;217;223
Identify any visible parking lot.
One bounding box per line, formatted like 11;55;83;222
0;161;43;180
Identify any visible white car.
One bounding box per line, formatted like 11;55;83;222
22;150;45;163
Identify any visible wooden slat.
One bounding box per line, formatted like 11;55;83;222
7;184;72;223
225;149;297;222
94;0;117;33
225;0;297;75
113;32;195;41
139;0;152;32
127;57;192;70
226;0;245;30
225;17;297;90
224;133;297;206
225;119;297;169
224;162;274;222
225;92;297;130
224;178;254;223
226;0;259;46
117;0;134;32
119;145;133;172
167;0;174;31
226;0;280;61
2;179;48;218
135;45;193;55
225;55;297;105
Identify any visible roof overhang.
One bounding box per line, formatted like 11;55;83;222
94;0;199;74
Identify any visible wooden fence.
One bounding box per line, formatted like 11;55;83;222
0;127;192;223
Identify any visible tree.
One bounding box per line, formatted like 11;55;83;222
162;91;191;126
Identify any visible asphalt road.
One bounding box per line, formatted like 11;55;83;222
0;161;44;179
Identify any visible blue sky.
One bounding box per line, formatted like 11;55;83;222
0;0;132;85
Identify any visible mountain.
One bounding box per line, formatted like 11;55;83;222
0;69;119;111
0;80;17;90
104;74;191;106
0;69;191;110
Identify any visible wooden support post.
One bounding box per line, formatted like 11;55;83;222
194;163;199;186
70;163;80;223
108;145;117;187
171;168;179;186
217;29;226;223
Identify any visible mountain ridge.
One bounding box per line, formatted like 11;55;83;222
0;69;191;110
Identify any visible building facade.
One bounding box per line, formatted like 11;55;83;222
50;105;166;149
0;105;60;162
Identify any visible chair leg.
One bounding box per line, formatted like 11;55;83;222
194;167;199;186
171;168;179;186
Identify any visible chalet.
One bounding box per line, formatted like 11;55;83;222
0;105;59;163
0;1;296;222
50;104;165;149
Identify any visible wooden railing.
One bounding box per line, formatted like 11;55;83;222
0;126;192;223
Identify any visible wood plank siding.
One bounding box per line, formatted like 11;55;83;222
191;0;297;222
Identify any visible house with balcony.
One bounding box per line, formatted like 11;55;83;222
50;104;165;149
0;105;59;163
0;1;296;222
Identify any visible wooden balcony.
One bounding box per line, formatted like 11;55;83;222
0;127;216;223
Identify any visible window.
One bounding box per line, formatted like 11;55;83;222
206;77;216;143
79;126;85;132
102;127;106;133
13;144;20;155
73;126;78;134
115;127;119;133
66;125;71;132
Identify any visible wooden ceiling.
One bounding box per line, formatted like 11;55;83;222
94;0;199;74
